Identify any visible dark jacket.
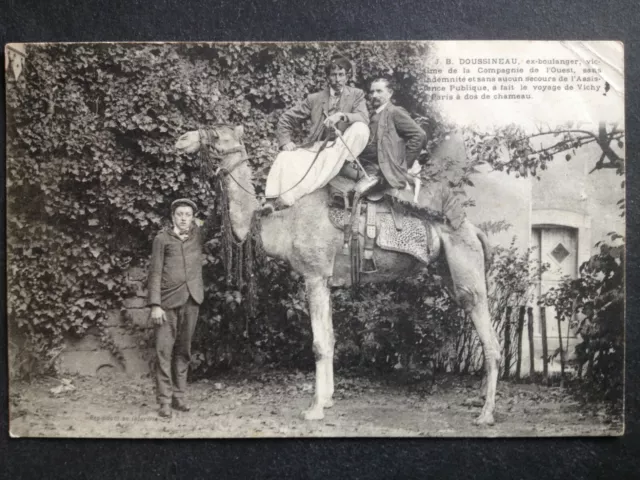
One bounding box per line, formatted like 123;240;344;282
147;223;210;309
276;85;369;148
376;104;428;189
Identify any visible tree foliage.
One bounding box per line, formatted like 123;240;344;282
462;121;625;213
463;121;624;178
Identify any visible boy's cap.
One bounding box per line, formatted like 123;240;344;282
171;198;197;212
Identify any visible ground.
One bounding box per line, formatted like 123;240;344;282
8;369;622;438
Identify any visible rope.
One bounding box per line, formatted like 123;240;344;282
214;175;261;317
201;130;268;317
215;176;237;285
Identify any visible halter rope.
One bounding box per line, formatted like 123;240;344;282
197;128;265;317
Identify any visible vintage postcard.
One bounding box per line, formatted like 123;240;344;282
6;40;625;438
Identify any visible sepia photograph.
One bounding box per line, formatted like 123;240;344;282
5;40;625;438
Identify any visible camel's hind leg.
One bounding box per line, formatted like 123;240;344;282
440;222;501;426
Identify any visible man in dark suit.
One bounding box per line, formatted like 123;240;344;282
339;77;428;196
148;198;211;418
263;55;370;211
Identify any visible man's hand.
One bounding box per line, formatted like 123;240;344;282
282;142;297;151
150;306;167;326
323;113;345;129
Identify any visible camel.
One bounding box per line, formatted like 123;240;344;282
175;125;501;426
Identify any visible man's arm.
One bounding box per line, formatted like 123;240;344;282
276;96;312;148
393;107;427;166
343;89;369;125
147;234;165;307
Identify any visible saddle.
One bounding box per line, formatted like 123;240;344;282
327;175;447;287
327;174;465;229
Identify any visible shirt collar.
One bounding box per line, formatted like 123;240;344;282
330;86;343;97
172;224;192;240
376;102;389;114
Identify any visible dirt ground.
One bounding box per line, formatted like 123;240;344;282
8;369;623;438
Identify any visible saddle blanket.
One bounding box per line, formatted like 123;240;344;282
328;176;466;229
328;206;438;266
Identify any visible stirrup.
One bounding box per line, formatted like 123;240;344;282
343;193;362;254
354;175;380;195
361;255;377;274
331;192;350;210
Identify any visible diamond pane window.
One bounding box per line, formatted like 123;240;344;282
551;242;570;264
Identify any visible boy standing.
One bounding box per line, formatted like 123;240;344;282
147;198;210;418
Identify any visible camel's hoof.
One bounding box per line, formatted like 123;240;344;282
474;413;495;426
302;407;325;421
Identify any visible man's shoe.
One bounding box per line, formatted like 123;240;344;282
261;198;287;216
354;175;380;195
158;404;172;418
261;201;276;216
171;398;190;412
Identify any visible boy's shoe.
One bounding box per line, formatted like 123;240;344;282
171;398;190;412
158;403;172;418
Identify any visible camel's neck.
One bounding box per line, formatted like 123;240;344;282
222;152;260;241
218;150;285;262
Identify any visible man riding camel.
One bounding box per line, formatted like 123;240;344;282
341;77;428;198
262;55;370;213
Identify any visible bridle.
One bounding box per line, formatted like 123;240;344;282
198;128;251;174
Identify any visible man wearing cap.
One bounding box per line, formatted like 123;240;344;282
147;198;211;418
262;54;371;213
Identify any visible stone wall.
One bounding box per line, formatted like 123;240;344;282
59;266;155;378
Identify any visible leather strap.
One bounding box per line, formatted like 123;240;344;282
364;202;376;260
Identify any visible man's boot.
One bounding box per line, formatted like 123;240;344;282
261;197;287;216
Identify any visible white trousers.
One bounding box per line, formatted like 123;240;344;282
265;122;370;206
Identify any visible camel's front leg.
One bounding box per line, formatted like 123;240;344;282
302;276;334;420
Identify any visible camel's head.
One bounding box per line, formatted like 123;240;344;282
175;125;245;158
175;130;201;154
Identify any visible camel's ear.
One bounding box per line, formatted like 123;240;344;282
234;125;244;141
